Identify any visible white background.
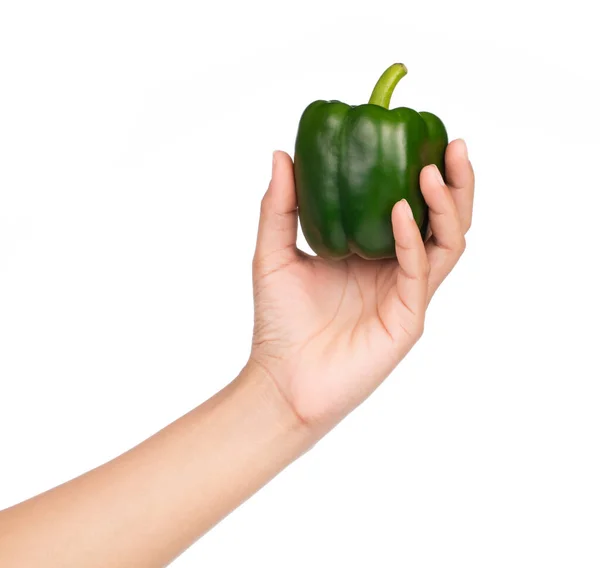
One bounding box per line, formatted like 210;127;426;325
1;1;599;566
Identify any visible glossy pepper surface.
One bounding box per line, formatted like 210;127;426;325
293;63;448;260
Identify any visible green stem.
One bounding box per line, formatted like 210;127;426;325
368;63;408;109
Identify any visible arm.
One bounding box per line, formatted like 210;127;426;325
0;142;474;567
0;366;311;567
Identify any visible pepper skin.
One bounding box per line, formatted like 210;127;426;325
293;63;448;260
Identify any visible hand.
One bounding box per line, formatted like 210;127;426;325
250;141;474;430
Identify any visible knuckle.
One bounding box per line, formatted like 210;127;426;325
260;196;270;215
457;234;467;255
252;251;268;272
411;319;425;341
417;263;430;280
252;255;262;274
260;190;274;214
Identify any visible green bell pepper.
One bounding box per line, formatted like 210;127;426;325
293;63;448;260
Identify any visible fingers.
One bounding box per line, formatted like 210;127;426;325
381;199;428;341
420;163;466;301
254;151;300;274
444;139;475;233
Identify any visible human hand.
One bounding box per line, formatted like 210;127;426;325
0;143;474;568
249;141;474;431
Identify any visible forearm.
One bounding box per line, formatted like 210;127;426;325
0;364;312;568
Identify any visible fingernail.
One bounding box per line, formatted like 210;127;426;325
457;139;468;159
401;199;414;220
272;151;278;171
432;164;445;186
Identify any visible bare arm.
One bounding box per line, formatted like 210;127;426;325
0;143;473;567
0;366;311;567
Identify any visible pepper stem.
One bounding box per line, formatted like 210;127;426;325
368;63;408;109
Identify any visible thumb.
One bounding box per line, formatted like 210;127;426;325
254;151;299;273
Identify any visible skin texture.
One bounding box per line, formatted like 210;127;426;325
0;141;474;567
294;101;448;259
253;141;473;427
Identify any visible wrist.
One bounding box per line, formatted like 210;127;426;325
239;358;315;442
